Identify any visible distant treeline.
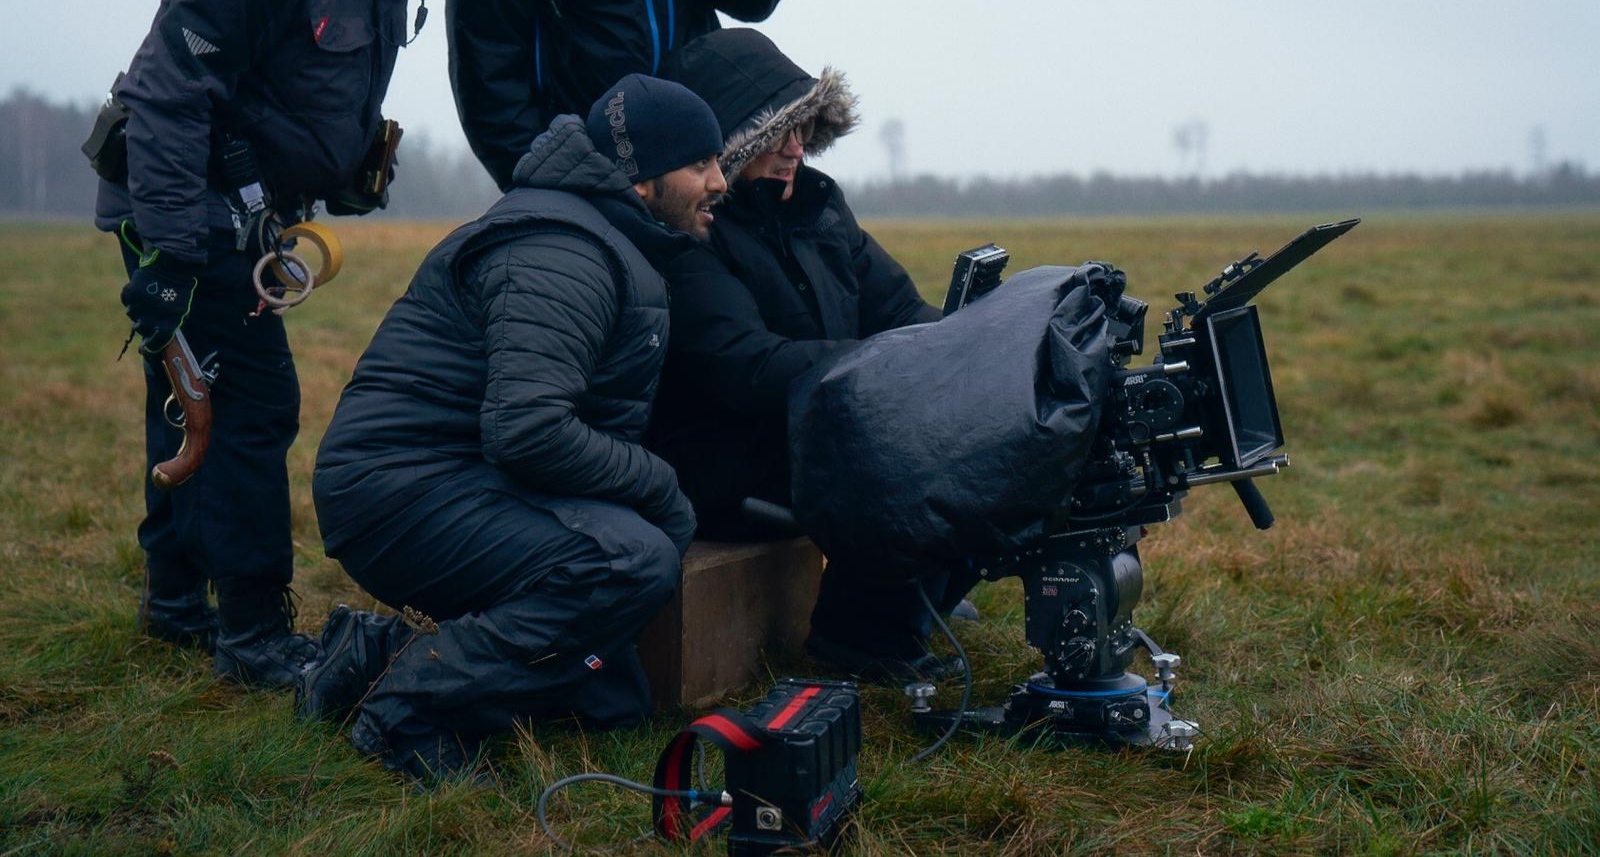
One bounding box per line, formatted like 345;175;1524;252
4;89;1596;222
846;167;1600;218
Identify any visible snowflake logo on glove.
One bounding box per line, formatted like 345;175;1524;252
161;287;178;303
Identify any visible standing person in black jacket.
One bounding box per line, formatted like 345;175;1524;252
300;76;727;783
447;0;781;190
96;0;414;689
652;29;977;682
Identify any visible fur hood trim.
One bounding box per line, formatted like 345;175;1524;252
718;67;859;178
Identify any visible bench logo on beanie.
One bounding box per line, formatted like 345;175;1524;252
604;92;639;178
586;73;722;182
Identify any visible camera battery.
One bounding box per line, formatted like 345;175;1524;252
726;679;862;856
653;678;862;855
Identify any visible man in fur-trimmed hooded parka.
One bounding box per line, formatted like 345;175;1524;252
650;29;977;682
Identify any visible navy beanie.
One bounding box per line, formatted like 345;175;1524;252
586;74;724;182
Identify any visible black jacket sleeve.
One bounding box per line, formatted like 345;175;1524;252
848;216;943;336
664;245;853;414
446;0;546;192
118;0;270;264
471;232;683;517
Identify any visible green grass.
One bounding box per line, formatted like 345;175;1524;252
3;214;1598;854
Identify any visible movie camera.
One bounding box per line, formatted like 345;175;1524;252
910;219;1360;748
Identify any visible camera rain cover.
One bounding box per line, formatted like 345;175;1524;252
789;264;1117;580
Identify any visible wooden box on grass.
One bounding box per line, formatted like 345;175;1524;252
637;538;824;709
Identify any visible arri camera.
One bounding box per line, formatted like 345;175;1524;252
909;219;1360;749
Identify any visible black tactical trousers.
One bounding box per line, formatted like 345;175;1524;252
119;230;299;596
327;475;682;744
805;559;980;658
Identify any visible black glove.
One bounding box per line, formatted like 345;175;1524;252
120;251;197;353
647;489;698;558
324;183;388;217
325;120;400;216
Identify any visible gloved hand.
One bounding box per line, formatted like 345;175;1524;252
324;182;388;217
121;251;197;353
325;121;399;217
646;489;698;558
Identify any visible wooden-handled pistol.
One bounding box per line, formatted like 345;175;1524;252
151;330;214;490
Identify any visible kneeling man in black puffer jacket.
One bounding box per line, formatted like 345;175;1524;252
300;75;727;784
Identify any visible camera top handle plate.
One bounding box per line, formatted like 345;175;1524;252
1190;218;1360;325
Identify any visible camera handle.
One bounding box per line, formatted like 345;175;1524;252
1188;454;1289;530
738;497;802;534
1231;478;1276;530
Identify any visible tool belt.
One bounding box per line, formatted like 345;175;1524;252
330;118;403;215
81;71;401;217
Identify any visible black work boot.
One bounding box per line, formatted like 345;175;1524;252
212;578;318;690
350;712;486;789
137;567;218;652
296;605;410;723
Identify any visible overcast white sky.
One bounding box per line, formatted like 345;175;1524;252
7;0;1597;183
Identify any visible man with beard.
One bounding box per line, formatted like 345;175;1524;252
298;74;726;784
650;30;978;683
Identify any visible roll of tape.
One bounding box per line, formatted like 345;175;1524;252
269;220;343;289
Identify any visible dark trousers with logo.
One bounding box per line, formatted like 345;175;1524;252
321;472;682;745
118;230;299;598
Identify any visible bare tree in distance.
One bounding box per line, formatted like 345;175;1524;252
1528;124;1548;183
1173;119;1209;180
879;118;906;182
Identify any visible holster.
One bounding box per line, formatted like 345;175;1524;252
326;119;403;216
82;72;130;184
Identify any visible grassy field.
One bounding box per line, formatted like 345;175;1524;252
2;213;1598;855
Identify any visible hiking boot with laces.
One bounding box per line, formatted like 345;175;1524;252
349;712;487;789
213;579;317;690
296;605;404;722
